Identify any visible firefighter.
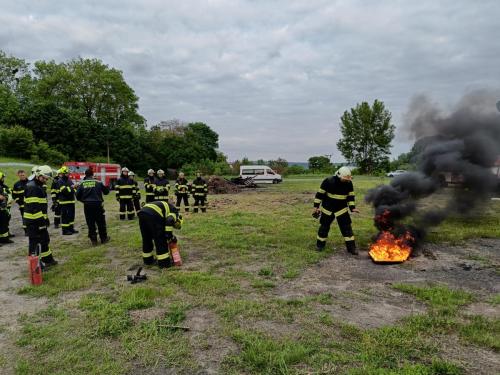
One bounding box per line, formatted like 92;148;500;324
57;166;78;235
312;167;359;254
144;169;156;203
191;172;208;213
116;167;135;220
12;169;28;235
50;169;62;228
0;172;13;243
24;165;58;266
76;168;110;246
154;169;170;202
129;171;142;213
174;172;190;212
138;200;183;268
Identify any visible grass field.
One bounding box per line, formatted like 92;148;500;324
0;174;499;374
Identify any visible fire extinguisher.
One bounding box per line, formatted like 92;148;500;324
168;239;182;267
28;244;43;285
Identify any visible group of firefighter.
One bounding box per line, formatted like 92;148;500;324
0;162;358;273
0;165;209;269
115;167;208;221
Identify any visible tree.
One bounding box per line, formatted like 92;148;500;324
308;156;332;173
337;100;395;174
268;158;288;174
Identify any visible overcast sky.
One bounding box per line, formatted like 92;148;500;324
1;0;499;161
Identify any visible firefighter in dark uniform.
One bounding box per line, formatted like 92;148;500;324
116;167;135;220
129;171;141;213
174;172;190;212
12;169;28;235
76;168;110;246
191;172;208;213
144;169;156;203
313;167;359;254
57;166;78;235
24;165;58;266
0;172;13;243
50;169;62;228
138;200;183;268
154;169;170;202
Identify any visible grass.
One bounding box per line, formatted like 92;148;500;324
1;172;499;374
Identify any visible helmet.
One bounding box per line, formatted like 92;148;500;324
35;165;53;178
157;169;165;175
147;169;155;175
31;166;38;173
174;214;183;229
59;166;69;174
121;167;129;173
129;171;135;177
336;166;352;180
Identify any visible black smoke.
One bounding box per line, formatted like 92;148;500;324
366;90;500;247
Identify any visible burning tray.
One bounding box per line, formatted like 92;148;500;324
369;231;413;264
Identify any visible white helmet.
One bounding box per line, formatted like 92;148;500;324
129;171;135;177
157;169;165;175
31;166;38;173
336;166;352;179
35;165;53;178
147;169;155;175
121;167;129;173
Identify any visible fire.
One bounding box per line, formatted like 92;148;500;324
369;231;414;263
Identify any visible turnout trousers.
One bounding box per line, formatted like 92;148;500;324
84;202;107;242
60;203;75;234
137;211;171;268
27;225;55;263
119;199;135;220
316;210;356;252
133;198;141;212
145;194;155;203
0;208;10;242
193;196;206;213
53;204;61;227
175;194;190;212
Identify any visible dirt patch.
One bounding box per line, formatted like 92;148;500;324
439;334;500;375
464;303;500;319
274;239;500;329
185;308;237;374
130;307;165;324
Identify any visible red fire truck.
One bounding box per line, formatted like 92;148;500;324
63;162;121;188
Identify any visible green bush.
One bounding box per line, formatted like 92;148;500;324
0;124;35;158
31;141;68;165
285;165;307;175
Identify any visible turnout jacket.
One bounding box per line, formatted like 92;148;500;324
0;182;12;209
12;179;28;208
50;176;60;203
313;175;355;217
56;176;76;205
174;178;189;195
76;177;110;203
23;179;49;228
140;201;180;241
154;177;170;200
144;176;156;199
115;176;135;200
191;177;208;197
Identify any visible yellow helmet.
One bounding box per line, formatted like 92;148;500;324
59;166;69;174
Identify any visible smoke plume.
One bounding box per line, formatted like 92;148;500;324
366;90;500;246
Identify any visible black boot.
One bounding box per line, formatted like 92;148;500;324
101;236;111;244
346;242;358;255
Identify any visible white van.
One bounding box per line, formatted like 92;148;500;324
239;165;282;184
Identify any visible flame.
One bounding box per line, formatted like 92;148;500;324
369;231;414;263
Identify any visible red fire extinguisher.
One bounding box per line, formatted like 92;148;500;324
169;240;182;267
28;244;43;285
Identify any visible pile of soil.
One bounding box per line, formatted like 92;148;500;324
208;176;241;194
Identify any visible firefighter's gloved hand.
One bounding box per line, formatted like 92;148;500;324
116;196;120;202
169;235;177;244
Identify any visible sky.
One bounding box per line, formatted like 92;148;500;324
1;0;499;162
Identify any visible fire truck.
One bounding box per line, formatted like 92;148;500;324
63;162;121;189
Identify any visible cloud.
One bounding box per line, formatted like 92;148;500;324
1;0;499;161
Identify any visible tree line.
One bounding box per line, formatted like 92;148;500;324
0;51;222;174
